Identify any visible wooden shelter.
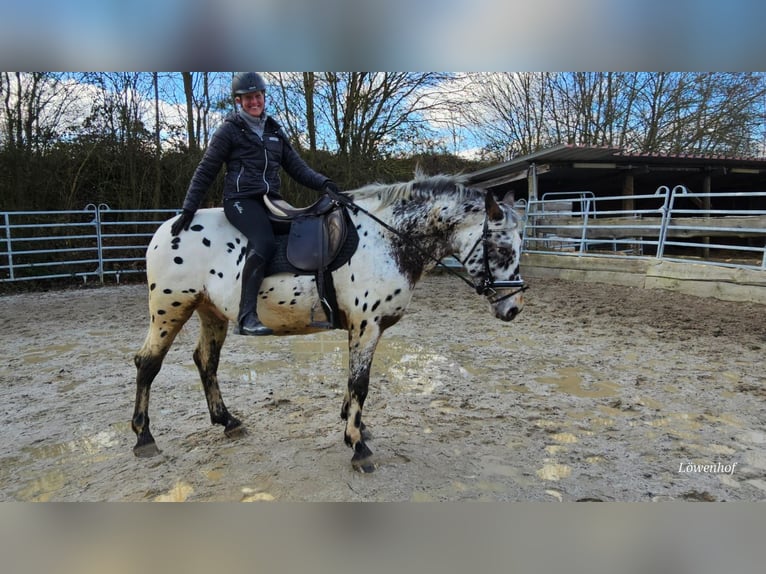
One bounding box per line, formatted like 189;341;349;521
466;143;766;209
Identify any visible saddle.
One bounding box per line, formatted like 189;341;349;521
264;194;347;272
263;193;358;329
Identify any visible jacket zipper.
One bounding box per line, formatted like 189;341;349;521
236;165;244;193
261;141;270;194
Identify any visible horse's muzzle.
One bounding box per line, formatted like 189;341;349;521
495;303;522;321
492;290;524;321
497;306;522;321
485;279;526;321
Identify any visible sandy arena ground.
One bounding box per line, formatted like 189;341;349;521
0;272;764;501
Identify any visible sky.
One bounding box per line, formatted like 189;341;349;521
3;0;766;70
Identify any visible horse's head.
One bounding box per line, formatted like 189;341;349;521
457;191;526;322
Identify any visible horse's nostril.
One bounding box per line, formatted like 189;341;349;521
505;307;521;321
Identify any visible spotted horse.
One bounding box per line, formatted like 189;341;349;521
131;172;526;472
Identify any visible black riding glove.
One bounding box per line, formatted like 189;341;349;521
323;181;340;196
171;209;195;236
323;181;352;206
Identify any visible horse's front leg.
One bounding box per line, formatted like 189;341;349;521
341;324;380;473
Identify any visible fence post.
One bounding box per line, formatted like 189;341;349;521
578;196;592;255
97;203;111;284
655;186;672;259
2;212;13;281
84;204;103;284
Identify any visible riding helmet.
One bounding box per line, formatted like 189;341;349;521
232;72;267;95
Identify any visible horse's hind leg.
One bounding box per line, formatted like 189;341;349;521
132;351;165;457
194;307;244;438
132;305;193;457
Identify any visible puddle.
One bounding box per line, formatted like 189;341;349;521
227;332;491;396
373;337;465;395
12;427;124;501
16;470;67;502
21;343;78;364
226;332;347;381
535;367;619;398
21;429;119;460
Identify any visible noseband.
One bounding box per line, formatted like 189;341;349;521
460;215;528;304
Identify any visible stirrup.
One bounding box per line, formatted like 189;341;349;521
308;297;335;330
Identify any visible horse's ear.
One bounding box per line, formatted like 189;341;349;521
485;192;504;222
501;191;516;207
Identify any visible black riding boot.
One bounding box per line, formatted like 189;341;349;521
238;251;273;336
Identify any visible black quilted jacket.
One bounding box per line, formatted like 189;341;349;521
181;112;329;212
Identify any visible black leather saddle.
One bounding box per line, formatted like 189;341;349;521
263;194;359;329
264;194;348;272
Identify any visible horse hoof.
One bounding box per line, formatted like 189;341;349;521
224;420;247;438
352;455;377;473
351;442;376;472
133;442;161;458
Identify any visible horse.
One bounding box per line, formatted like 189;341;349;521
131;172;526;472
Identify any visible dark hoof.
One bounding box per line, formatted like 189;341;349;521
352;456;377;473
351;442;376;473
224;419;247;438
133;442;161;458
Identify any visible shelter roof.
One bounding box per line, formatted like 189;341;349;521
466;144;766;191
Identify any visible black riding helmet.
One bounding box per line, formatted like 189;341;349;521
232;72;267;95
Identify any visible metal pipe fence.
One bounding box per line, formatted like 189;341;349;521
0;204;179;283
1;185;765;285
522;185;766;271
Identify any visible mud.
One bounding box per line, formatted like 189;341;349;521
0;272;764;501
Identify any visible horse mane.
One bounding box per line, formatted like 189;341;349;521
348;170;477;209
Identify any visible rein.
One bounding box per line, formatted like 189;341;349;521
326;189;528;301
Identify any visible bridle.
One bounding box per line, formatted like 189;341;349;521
325;189;528;303
457;213;528;304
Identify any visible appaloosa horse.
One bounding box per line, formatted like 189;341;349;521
131;173;526;472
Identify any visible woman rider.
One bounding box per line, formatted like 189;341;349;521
171;72;339;335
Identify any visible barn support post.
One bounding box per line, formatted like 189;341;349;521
527;163;538;203
622;173;636;253
527;163;538;240
702;173;712;258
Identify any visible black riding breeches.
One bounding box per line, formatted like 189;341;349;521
223;196;276;261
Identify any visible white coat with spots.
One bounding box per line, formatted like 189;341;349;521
131;173;525;472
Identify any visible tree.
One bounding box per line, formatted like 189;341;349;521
0;72;87;208
319;73;449;160
464;72;766;160
181;72;197;153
